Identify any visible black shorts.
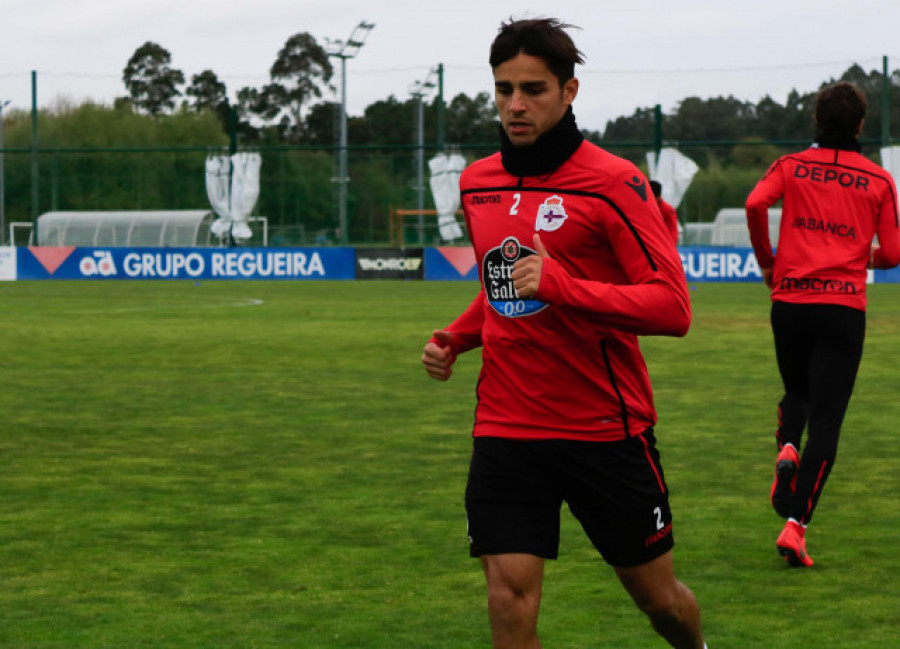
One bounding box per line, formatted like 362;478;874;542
465;432;674;567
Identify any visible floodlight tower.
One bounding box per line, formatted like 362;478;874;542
327;20;374;246
410;67;439;244
0;100;9;244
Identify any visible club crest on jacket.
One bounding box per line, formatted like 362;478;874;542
535;195;568;232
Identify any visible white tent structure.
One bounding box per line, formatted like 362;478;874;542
206;152;262;244
36;210;215;247
682;222;715;246
710;208;782;247
428;152;466;241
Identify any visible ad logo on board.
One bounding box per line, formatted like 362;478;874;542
79;250;117;277
355;248;424;280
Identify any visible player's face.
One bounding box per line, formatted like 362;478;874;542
493;52;578;147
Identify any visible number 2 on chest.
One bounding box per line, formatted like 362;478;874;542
509;192;521;216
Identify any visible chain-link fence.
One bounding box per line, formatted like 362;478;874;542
1;138;889;247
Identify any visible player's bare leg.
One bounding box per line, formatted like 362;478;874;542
615;550;705;649
480;553;545;649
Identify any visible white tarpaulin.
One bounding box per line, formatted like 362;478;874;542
428;152;466;241
646;147;699;208
230;152;262;241
205;152;262;243
880;146;900;185
206;155;231;239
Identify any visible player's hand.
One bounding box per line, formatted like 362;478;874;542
511;234;550;298
868;245;880;269
761;266;774;289
422;330;456;381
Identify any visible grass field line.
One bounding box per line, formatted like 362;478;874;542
48;294;266;314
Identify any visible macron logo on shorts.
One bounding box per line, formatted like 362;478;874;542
645;522;673;547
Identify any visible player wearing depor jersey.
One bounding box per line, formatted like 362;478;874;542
421;18;706;649
746;81;900;567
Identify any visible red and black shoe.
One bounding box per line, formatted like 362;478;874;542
777;520;814;567
770;443;799;518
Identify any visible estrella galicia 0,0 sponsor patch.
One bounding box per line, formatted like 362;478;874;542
483;236;548;318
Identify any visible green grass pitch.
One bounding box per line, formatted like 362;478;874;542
1;279;899;648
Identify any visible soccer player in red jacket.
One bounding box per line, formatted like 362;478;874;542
651;180;681;245
746;81;900;567
421;18;706;649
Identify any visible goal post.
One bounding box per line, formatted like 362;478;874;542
389;209;464;247
8;222;33;246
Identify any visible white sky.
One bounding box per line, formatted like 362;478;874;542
2;0;900;133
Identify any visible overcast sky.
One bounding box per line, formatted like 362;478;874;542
3;0;900;133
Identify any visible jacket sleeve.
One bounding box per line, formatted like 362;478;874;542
432;184;485;355
538;266;689;336
745;161;784;268
437;290;485;354
535;173;691;337
872;177;900;269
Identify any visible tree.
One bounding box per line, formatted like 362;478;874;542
239;32;333;140
298;102;339;145
777;89;817;141
732;137;783;168
602;106;657;142
667;95;755;142
186;69;231;130
444;92;497;144
353;95;416;145
186;70;228;112
122;42;185;115
232;84;289;142
750;95;787;140
833;63;900;144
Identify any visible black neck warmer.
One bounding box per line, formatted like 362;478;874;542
500;106;584;177
814;137;862;152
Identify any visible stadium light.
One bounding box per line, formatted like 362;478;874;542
0;100;10;245
327;21;375;246
410;67;439;244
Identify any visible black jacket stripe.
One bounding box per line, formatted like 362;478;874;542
461;186;658;271
600;340;631;436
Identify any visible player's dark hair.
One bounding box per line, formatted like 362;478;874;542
649;180;662;198
489;18;584;86
815;81;866;141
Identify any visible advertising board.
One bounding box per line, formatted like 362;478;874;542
355;248;424;280
16;247;356;280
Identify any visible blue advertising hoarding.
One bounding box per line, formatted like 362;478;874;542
873;266;900;283
424;246;766;283
16;246;356;280
679;247;762;282
4;245;898;284
424;247;479;281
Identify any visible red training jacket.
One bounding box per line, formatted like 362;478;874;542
441;141;691;442
657;198;680;245
746;144;900;310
